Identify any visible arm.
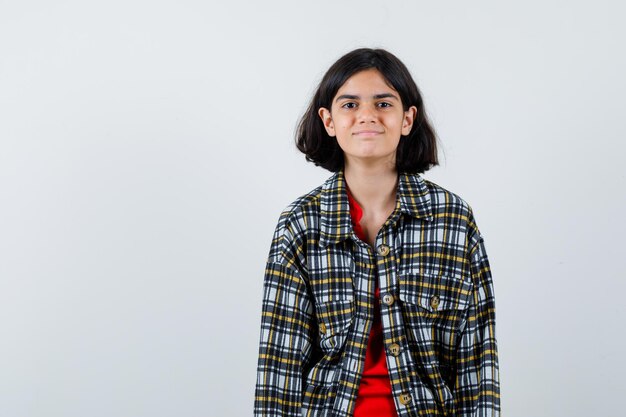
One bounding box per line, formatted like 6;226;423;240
454;224;501;416
254;222;315;416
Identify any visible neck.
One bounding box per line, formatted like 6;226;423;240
343;160;398;214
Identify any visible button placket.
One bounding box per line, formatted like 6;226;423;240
377;238;414;412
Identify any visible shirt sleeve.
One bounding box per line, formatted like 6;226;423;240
254;226;315;416
454;223;501;416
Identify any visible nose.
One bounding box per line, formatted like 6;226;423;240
357;103;377;123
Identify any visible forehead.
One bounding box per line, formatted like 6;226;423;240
335;68;396;95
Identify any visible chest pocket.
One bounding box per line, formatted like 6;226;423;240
315;299;354;361
398;273;473;372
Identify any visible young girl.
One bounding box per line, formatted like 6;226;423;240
254;48;500;417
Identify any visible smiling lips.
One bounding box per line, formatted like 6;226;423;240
353;130;384;137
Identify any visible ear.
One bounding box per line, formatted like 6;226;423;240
401;105;418;136
318;107;335;137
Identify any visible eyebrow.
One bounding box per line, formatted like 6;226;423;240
334;93;399;102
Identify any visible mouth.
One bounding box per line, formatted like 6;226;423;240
353;130;384;137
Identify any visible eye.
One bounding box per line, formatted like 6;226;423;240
341;102;357;109
377;102;392;108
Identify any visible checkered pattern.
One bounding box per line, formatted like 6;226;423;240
254;168;500;417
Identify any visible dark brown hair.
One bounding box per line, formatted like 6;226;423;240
295;48;439;174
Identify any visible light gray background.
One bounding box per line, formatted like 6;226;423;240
1;1;625;416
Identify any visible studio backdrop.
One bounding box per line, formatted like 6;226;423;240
1;1;624;416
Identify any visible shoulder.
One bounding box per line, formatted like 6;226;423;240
265;181;325;272
424;179;483;251
421;177;483;245
274;183;324;236
422;177;474;216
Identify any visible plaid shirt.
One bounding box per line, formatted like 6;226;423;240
254;168;500;417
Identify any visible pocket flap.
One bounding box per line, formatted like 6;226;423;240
398;273;472;312
315;299;354;337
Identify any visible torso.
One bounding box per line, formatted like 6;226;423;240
347;187;399;417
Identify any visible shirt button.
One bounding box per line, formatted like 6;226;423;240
388;343;401;356
319;322;327;334
382;293;395;306
376;244;390;256
430;295;440;310
399;393;412;405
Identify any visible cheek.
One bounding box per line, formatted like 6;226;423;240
386;114;405;128
338;121;351;131
332;115;351;129
333;122;353;138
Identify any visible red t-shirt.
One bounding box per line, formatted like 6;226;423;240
347;187;398;417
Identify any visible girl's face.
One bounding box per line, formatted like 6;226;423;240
318;68;417;169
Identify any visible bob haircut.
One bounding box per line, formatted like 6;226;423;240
296;48;439;174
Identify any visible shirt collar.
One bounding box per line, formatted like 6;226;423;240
319;167;433;248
